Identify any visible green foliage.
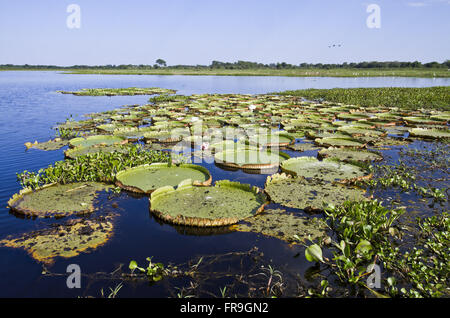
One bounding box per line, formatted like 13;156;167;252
129;257;166;282
16;145;172;189
304;200;404;289
381;213;449;298
275;87;450;111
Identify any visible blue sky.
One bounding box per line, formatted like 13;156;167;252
0;0;449;65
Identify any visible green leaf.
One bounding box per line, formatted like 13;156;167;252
129;260;138;271
355;240;372;254
305;244;324;263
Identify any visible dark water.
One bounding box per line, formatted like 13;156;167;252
0;71;448;297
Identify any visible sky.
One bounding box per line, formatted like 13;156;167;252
0;0;449;66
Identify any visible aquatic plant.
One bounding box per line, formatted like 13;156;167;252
235;208;326;244
16;145;173;189
115;163;212;194
149;180;268;227
0;215;115;263
280;157;371;183
58;87;176;96
129;257;166;282
8;182;111;218
264;173;367;212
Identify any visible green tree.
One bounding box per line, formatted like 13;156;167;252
155;59;167;67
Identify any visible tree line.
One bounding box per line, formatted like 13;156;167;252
1;59;449;70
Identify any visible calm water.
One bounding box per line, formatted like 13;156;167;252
0;71;448;297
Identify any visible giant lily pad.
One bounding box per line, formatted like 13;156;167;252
69;135;126;148
235;208;326;244
64;144;130;159
247;133;295;147
408;128;450;140
0;216;115;264
214;149;290;171
317;148;383;163
280;157;371;182
149;180;268;227
314;137;366;148
115;163;212;194
25;138;69;151
264;173;367;212
8;182;111;218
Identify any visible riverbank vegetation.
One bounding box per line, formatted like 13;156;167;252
274;87;450;111
1;59;449;77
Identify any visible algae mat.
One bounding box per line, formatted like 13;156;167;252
0;216;115;264
235;208;327;244
264;173;367;212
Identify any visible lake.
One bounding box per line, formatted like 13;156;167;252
0;71;448;297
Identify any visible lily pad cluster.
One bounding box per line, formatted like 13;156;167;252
58;87;176;96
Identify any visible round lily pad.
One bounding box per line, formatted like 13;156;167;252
149;180;268;227
264;173;367;212
286;143;319;152
69;135;126;148
317;148;383;163
214;149;290;171
280;157;371;182
8;182;111;218
314;137;366;148
247;133;295;147
64;144;130;159
408;128;450;140
337;126;386;137
115;163;212;194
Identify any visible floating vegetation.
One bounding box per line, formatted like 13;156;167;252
264;173;367;212
214;149;290;172
286;142;319;152
149;180;268;227
115;163;212;194
0;215;115;264
58;87;176;96
247;133;295;147
273;87;450;111
16;145;173;189
5;87;450;298
317;147;383;163
69;135;127;148
235;208;326;244
408;128;450;140
314;137;366;148
25;138;68;151
64;143;131;159
280;157;371;182
8;182;111;218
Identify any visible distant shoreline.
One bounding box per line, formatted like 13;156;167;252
1;68;450;78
